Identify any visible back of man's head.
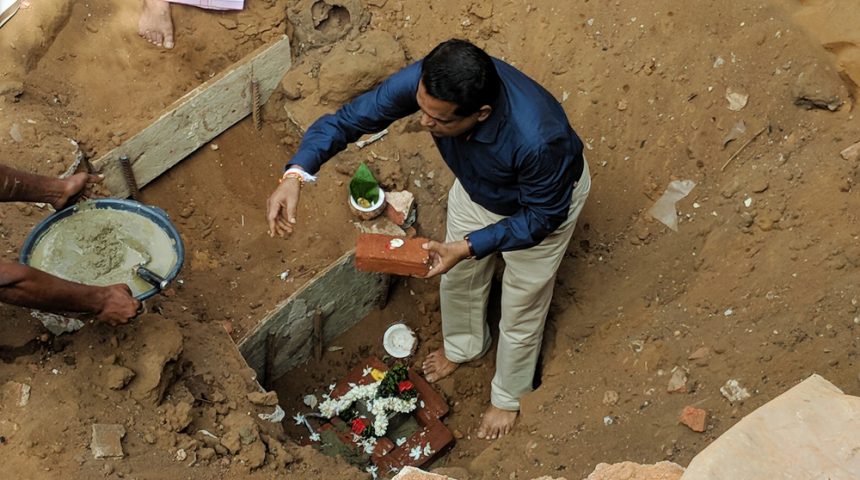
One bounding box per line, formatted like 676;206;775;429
422;39;501;117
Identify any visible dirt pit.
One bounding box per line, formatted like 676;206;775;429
3;0;860;479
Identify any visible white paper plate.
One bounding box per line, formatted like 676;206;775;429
383;323;416;358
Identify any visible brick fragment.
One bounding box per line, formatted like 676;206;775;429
679;406;708;432
384;190;415;226
355;234;430;277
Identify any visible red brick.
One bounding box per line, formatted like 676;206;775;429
679;406;708;432
355;234;430;277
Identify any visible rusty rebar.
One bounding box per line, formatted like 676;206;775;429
118;155;140;200
251;79;262;131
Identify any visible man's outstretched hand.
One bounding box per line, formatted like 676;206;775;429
422;240;472;278
52;172;104;210
95;284;141;326
267;177;302;237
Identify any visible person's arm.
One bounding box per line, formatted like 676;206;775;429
466;142;579;258
0;262;140;326
423;141;580;278
288;61;423;174
0;164;103;210
267;61;422;237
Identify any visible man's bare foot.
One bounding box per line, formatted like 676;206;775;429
422;348;458;383
476;405;518;440
138;0;174;49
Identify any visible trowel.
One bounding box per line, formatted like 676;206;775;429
124;237;170;292
135;264;169;291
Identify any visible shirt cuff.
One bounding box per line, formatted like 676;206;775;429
287;152;320;175
464;228;497;260
283;167;317;183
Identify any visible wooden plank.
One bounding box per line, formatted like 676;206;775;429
238;250;389;381
92;36;292;198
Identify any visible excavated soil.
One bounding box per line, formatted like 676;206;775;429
2;0;860;479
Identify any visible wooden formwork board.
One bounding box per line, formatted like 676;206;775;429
92;36;292;198
238;250;390;384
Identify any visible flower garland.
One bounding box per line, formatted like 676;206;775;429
316;363;418;438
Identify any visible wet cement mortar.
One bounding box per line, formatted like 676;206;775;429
28;207;177;296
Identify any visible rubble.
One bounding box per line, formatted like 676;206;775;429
91;424;126;459
585;461;684;480
679;406;708;432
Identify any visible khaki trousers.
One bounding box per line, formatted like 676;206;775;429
440;159;591;411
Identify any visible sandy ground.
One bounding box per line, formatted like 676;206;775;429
2;0;860;478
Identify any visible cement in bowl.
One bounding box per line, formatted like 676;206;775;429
20;199;184;300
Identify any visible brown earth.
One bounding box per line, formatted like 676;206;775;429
2;0;860;479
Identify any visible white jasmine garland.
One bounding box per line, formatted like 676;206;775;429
316;379;418;437
318;382;380;417
370;396;418;437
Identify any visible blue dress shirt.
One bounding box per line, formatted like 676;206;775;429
289;58;584;259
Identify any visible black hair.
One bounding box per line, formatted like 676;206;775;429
421;39;501;117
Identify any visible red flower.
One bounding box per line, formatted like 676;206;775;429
351;418;367;436
398;380;414;393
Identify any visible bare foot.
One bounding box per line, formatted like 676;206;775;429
476;405;518;440
138;0;174;49
422;348;458;383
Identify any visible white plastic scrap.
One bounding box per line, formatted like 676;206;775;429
258;405;286;423
648;180;697;231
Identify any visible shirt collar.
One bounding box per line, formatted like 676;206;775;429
469;85;508;144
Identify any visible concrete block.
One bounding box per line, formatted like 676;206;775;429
91;424;126;458
355;234;430;277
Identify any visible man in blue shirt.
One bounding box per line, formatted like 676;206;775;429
267;39;590;439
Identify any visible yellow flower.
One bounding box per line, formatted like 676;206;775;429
370;368;385;382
